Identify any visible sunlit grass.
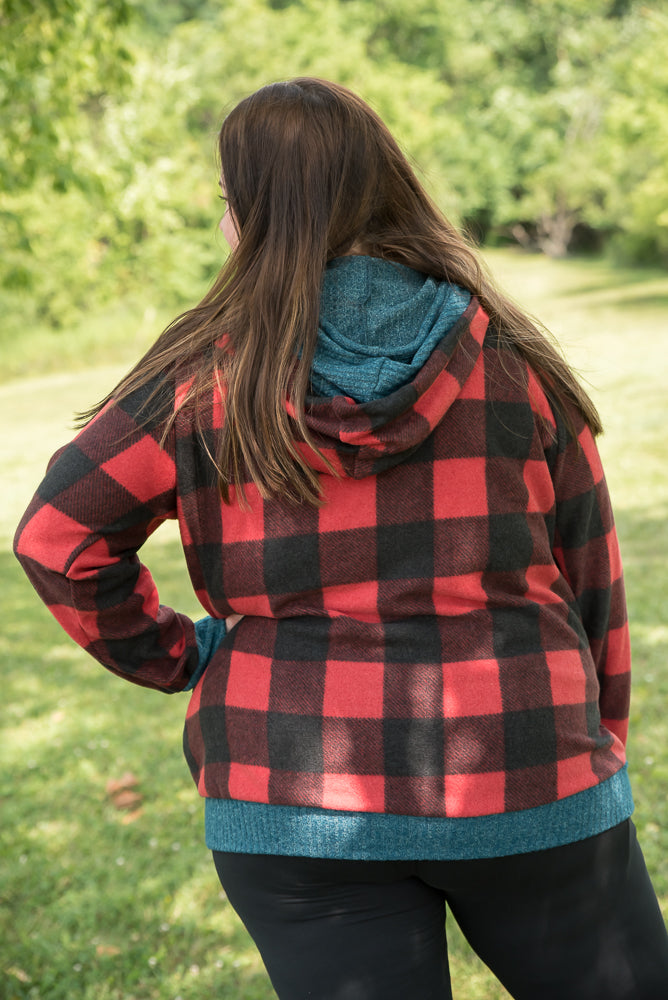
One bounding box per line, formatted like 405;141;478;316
0;297;176;385
2;251;667;999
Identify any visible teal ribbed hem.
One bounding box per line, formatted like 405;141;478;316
204;766;633;860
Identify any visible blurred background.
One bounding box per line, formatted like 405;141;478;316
1;0;667;376
2;3;668;999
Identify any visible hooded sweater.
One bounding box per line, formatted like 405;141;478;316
14;257;633;860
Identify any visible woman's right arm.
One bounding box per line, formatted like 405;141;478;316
13;385;201;693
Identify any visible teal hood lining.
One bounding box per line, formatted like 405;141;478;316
310;256;472;402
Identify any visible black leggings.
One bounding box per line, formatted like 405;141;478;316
213;820;668;1000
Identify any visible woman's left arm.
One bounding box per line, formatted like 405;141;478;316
13;383;200;693
548;414;631;747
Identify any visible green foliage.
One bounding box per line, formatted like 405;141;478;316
602;9;668;264
0;0;133;191
2;0;668;336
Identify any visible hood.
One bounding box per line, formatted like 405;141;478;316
299;296;489;480
311;256;471;401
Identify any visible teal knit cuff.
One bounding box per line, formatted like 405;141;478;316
184;617;228;691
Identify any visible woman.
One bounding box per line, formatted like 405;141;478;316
14;78;668;999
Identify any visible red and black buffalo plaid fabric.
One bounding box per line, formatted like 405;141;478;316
14;300;630;819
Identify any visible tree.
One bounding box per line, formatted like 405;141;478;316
601;7;668;264
0;0;132;191
3;0;667;338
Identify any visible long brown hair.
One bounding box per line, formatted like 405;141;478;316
80;77;601;505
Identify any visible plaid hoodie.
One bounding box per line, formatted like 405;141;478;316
14;297;633;858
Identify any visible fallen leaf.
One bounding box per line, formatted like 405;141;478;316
111;789;143;811
105;772;139;796
7;967;32;983
120;808;144;825
96;945;121;957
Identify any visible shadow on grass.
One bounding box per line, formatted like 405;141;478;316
614;503;668;640
544;260;668;300
609;292;668;311
2;548;273;1000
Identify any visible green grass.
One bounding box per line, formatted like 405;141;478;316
0;295;180;386
2;251;668;999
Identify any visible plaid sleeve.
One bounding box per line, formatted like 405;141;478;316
13;381;199;693
547;409;631;746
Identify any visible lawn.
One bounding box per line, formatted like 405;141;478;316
2;250;667;999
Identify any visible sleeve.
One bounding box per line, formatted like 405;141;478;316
13;381;200;693
547;410;631;747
